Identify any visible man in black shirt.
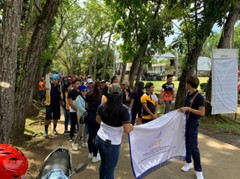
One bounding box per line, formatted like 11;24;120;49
179;76;205;179
68;78;81;141
44;74;61;138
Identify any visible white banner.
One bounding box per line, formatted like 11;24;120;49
128;110;186;179
211;49;238;115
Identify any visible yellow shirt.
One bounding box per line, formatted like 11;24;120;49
141;94;156;120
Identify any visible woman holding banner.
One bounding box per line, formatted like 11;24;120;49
96;84;133;179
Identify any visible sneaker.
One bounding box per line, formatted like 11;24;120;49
181;162;193;172
64;130;70;133
43;132;49;138
88;153;93;159
69;137;74;142
72;143;79;151
53;130;58;135
196;171;204;179
82;142;88;147
92;154;101;163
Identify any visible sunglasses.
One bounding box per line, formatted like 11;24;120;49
81;89;88;92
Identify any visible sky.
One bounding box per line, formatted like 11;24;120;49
165;20;222;46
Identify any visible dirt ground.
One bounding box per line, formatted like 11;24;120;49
25;114;240;179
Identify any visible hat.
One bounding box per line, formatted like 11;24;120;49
78;85;87;92
52;74;59;80
71;77;77;84
108;84;122;95
121;80;129;86
101;80;106;83
87;78;93;83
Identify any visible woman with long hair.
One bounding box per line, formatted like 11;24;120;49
72;85;88;151
86;81;107;163
96;84;133;179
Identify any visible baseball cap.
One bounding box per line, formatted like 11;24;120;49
78;85;87;92
52;74;59;80
121;80;129;86
87;78;93;83
71;77;77;84
108;84;122;95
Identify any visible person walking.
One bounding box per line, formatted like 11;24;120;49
62;77;71;133
129;81;144;125
179;75;205;179
72;85;88;151
140;82;158;124
86;81;107;163
95;84;133;179
43;74;61;138
160;74;175;114
121;80;132;107
38;77;46;106
110;75;118;84
68;78;81;141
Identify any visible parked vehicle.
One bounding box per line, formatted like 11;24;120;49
141;71;165;81
37;147;87;179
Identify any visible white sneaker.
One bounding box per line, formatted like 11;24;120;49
92;154;101;163
43;132;49;138
82;142;88;147
88;153;93;159
196;171;204;179
72;143;79;151
181;162;193;172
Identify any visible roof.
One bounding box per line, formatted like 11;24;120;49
159;52;176;59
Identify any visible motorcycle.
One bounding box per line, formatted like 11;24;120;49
37;147;87;179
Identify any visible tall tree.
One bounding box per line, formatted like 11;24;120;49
105;0;172;88
10;0;60;144
174;0;233;108
205;0;240;115
0;0;23;143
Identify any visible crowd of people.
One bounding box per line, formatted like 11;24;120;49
38;73;205;179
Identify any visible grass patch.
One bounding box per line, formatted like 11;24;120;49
143;76;209;94
14;117;45;150
200;118;240;135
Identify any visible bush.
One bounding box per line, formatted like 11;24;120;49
200;83;208;92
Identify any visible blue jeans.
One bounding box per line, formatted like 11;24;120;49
95;135;120;179
39;90;45;105
164;100;172;114
63;108;70;131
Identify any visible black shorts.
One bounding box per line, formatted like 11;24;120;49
46;105;60;120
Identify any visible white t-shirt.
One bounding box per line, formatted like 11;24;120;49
97;122;124;145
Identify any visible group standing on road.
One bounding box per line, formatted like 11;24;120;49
39;73;205;179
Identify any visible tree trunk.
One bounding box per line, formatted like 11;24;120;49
0;0;23;143
102;21;116;80
136;61;143;83
175;32;214;108
10;0;60;144
205;1;240;115
120;62;127;84
129;49;143;89
218;0;240;48
42;59;52;77
128;0;161;88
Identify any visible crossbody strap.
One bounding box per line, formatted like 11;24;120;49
187;92;199;119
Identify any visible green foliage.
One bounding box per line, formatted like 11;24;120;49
201;32;221;57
